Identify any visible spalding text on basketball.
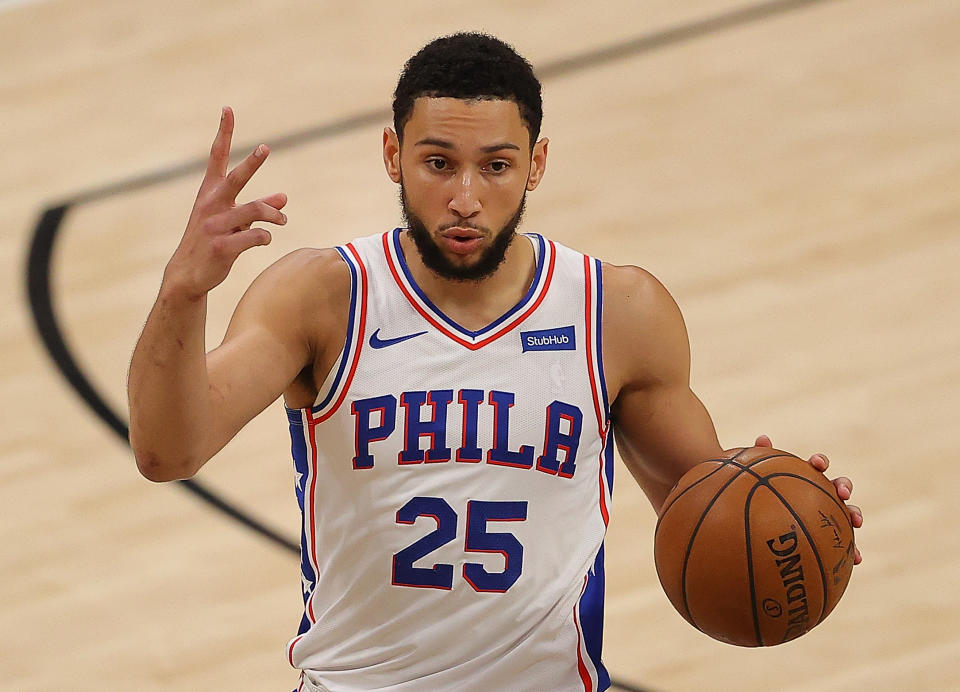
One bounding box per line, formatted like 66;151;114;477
766;529;811;641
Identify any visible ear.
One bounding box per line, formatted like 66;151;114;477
383;128;402;183
526;137;549;191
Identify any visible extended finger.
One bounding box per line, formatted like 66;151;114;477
260;192;288;210
225;144;270;194
206;107;235;181
217;226;273;256
213;200;287;232
754;434;772;448
846;504;863;528
833;476;853;500
808;453;829;472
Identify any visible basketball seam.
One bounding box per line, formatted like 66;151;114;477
744;482;764;646
732;461;853;536
655;462;727;532
762;472;855;624
736;463;850;637
741;469;846;645
759;478;832;636
678;470;744;630
746;470;842;645
656;449;783;530
759;471;853;521
676;453;789;630
656;449;746;522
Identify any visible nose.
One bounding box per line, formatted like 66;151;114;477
448;170;482;218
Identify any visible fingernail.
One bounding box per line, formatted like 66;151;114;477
255;145;264;157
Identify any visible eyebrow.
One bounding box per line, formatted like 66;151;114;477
414;137;521;153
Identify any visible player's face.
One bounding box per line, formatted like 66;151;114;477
400;185;525;281
383;97;547;281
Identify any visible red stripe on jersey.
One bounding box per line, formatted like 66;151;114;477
597;443;610;526
584;256;610;526
314;242;368;424
287;634;304;667
382;232;557;350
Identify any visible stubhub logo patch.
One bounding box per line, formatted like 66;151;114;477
521;326;576;352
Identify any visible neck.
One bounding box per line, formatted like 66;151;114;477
398;230;536;331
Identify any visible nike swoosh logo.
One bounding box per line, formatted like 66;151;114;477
368;328;428;349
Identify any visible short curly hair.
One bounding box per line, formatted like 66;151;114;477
393;32;543;149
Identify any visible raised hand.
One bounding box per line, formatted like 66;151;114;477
163;107;288;300
754;434;863;564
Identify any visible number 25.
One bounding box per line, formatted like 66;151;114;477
392;496;528;593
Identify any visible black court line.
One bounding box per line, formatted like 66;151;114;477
26;205;301;553
25;2;837;690
54;0;834;208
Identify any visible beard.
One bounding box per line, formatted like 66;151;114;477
400;184;527;283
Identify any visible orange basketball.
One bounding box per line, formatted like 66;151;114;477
654;447;855;647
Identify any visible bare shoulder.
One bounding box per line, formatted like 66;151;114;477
600;262;691;397
601;263;677;316
601;263;687;345
252;247;350;300
220;246;353;406
225;246;351;347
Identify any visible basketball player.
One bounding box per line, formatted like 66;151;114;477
127;33;862;692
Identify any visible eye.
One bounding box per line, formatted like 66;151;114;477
487;160;510;173
427;157;448;171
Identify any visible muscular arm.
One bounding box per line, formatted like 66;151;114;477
128;249;339;481
603;264;723;512
127;107;347;481
603;264;864;562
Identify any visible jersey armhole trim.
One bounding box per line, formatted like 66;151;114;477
585;256;613;526
584;256;610;432
285;243;368;423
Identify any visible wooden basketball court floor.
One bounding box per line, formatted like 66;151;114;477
2;0;958;689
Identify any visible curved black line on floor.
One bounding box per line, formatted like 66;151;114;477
26;204;300;554
25;3;836;690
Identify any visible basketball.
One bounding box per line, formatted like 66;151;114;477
654;447;855;647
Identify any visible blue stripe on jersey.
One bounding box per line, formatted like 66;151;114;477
288;413;308;510
580;542;611;691
390;228;547;338
603;421;615;503
287;412;317;634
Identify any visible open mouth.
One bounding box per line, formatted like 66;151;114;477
440;228;483;255
443;226;482;240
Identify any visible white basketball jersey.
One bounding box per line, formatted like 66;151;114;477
286;229;613;692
